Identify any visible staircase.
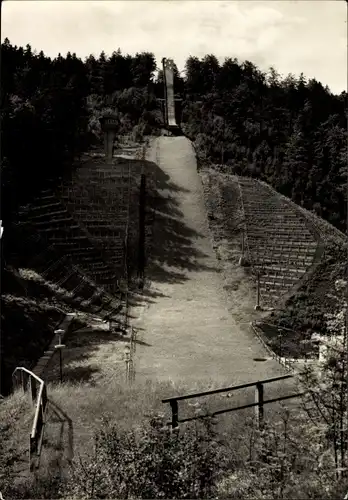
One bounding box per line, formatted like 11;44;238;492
13;226;123;322
19;190;122;294
238;177;319;307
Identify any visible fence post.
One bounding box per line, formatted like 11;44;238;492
256;272;260;310
124;345;131;384
42;384;47;413
21;370;26;393
30;376;37;405
29;435;37;472
170;399;179;429
255;382;264;429
278;329;283;358
138;173;146;287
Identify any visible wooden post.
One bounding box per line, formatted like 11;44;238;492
29;435;36;472
170;399;179;429
21;370;26;393
42;384;47;412
54;330;66;384
138;174;146;286
255;272;261;310
126;359;130;383
278;329;283;358
255;382;264;429
124;346;131;384
30;376;37;405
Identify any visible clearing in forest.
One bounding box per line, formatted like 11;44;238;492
130;137;287;387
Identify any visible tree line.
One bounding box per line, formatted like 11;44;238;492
1;40;346;244
181;55;347;233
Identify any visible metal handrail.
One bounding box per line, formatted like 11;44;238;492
12;366;42;385
12;367;44;437
162;373;294;403
30;380;45;440
162;373;305;429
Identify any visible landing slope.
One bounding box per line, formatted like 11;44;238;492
132;137;287;386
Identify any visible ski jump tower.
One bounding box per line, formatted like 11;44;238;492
162;57;181;133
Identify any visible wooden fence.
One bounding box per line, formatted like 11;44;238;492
12;367;48;471
162;373;306;429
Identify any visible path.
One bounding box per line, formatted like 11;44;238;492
131;137;288;388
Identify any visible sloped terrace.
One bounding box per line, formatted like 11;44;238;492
238;177;320;308
19;188;122;294
10;226;123;321
2;225;123;395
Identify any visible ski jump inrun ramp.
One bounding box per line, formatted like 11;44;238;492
162;58;179;131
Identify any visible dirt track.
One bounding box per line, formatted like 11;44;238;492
131;137;289;387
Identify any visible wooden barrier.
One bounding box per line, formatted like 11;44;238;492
162;374;305;429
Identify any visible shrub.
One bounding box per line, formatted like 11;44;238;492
61;413;228;499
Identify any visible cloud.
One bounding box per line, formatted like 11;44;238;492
1;0;346;93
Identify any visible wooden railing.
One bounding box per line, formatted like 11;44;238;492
162;374;305;429
12;367;48;471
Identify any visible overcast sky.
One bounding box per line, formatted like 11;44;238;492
2;0;347;94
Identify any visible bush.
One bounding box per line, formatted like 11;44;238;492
61;413;227;499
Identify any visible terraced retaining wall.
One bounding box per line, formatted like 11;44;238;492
13;227;124;322
237;176;322;309
61;162;130;277
19;191;121;294
258;179;347;245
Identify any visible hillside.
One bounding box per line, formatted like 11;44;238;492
1;137;155;396
1;40;347;499
1;133;347;500
200;168;347;359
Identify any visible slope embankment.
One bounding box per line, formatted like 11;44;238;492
131;137;289;388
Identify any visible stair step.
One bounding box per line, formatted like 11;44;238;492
50;235;90;242
36;225;80;233
260;287;283;295
248;237;316;244
255;265;306;274
38;194;56;201
248;244;316;251
29;210;69;220
247;224;308;230
260;274;298;282
248;229;312;236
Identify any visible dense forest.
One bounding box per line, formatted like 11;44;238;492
181;56;347;233
1;38;347;258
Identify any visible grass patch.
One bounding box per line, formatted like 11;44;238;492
0;390;33;489
38;373;297;473
2;381;346;499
